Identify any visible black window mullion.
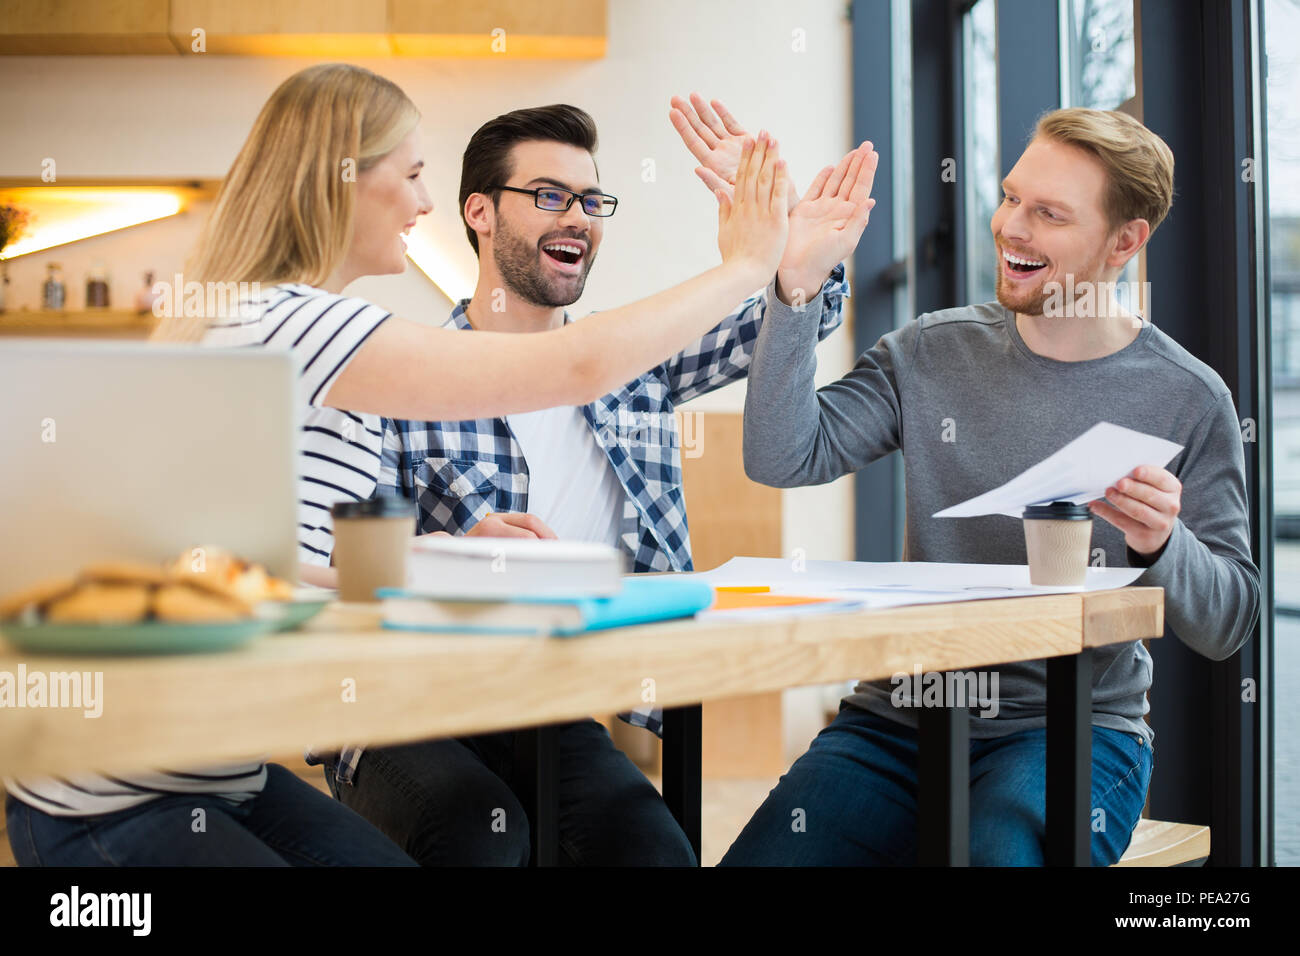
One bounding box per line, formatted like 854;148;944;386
1138;0;1271;868
995;0;1062;170
852;0;905;562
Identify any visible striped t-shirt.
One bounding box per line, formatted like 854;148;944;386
5;284;391;817
203;282;392;564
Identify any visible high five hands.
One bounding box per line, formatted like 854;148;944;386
670;93;878;306
671;94;801;212
714;131;790;288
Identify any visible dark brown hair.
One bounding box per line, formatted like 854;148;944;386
459;104;599;255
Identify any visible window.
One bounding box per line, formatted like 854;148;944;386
892;0;914;330
1061;0;1141;310
1061;0;1136;111
1265;0;1300;867
963;0;999;306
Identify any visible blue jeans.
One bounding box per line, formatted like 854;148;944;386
323;719;697;866
5;764;417;866
720;703;1153;866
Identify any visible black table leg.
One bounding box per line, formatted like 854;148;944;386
1047;649;1093;866
514;725;560;867
918;702;970;866
661;704;702;865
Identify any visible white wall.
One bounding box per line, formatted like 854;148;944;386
0;0;858;564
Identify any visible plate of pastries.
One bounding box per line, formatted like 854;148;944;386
0;548;328;654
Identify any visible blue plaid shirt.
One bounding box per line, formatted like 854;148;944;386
319;265;848;784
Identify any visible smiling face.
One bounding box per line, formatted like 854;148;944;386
990;136;1124;317
481;139;604;307
346;126;433;279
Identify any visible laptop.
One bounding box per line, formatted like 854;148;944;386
0;340;299;594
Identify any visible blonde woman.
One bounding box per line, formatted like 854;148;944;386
4;63;791;866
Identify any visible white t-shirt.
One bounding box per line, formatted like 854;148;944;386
506;405;624;548
5;283;390;817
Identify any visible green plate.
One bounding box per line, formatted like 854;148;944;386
0;619;275;655
262;597;331;632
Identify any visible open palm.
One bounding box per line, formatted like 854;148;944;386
787;196;863;277
778;144;879;301
670;93;799;212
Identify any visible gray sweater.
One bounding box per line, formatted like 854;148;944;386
743;297;1261;745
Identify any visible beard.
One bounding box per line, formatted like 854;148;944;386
994;260;1054;316
994;248;1110;317
491;215;594;308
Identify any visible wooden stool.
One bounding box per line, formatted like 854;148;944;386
1112;819;1210;866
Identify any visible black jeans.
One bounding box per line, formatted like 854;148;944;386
323;719;696;866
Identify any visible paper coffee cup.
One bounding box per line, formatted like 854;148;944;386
331;498;414;602
1022;501;1093;586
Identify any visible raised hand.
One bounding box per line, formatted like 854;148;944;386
775;142;879;306
716;132;790;286
670;93;799;212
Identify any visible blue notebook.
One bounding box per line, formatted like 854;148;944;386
377;575;716;636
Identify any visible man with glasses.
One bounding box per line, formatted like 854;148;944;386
313;102;875;866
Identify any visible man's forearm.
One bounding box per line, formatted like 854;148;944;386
744;296;906;489
1131;392;1262;660
1133;519;1260;661
742;285;837;487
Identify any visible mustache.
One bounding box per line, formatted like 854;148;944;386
538;230;591;245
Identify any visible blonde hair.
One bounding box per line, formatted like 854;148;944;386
1033;107;1174;235
156;64;418;340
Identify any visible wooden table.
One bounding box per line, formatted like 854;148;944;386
0;586;1162;866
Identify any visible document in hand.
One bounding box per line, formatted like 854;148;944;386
932;421;1184;519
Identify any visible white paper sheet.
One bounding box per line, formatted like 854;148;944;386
692;556;1145;615
931;421;1184;519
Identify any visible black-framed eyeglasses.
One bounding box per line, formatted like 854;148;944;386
490;184;618;217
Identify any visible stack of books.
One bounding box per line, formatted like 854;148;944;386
379;536;715;636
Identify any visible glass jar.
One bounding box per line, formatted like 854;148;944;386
42;263;66;311
134;270;160;315
86;262;110;309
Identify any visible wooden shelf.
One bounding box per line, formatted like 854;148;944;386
0;0;608;58
0;309;158;338
0;0;175;54
0;178;219;192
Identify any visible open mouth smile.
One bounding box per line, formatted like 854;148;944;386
541;238;587;274
1001;247;1048;281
